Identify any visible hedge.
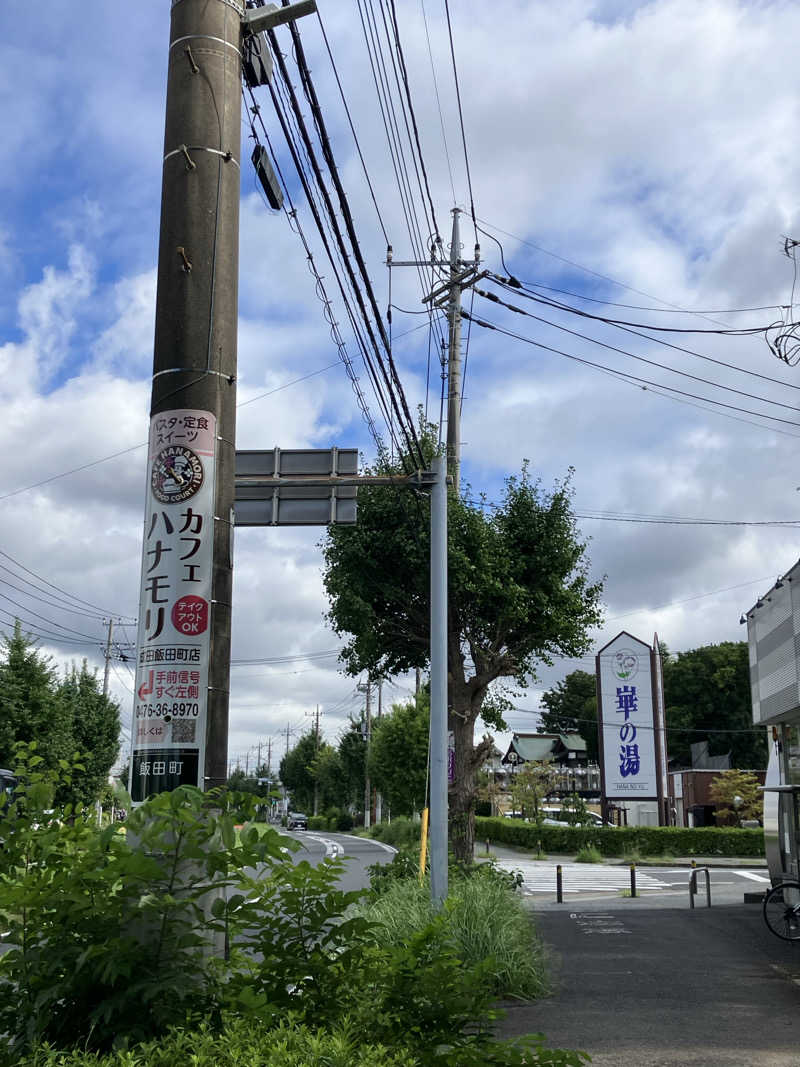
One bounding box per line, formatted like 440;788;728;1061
475;816;765;857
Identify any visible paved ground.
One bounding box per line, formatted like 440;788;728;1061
280;829;396;892
499;903;800;1066
489;845;770;908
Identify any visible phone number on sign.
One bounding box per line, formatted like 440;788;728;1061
135;703;200;719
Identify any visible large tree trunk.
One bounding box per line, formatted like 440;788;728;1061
448;702;494;866
448;712;476;866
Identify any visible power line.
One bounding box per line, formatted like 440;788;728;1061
479;281;800;413
443;0;477;240
463;312;800;430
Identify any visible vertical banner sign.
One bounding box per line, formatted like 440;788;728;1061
596;632;658;800
129;410;216;803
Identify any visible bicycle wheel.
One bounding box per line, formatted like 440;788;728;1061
763;881;800;941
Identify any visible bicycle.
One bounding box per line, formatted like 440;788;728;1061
763;880;800;941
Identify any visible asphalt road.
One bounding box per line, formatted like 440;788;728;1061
499;902;800;1067
280;829;396;893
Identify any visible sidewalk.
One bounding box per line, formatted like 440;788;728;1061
498;904;800;1066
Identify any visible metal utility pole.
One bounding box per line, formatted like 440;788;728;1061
313;704;321;816
446;208;463;489
363;679;372;829
430;453;448;904
102;617;114;698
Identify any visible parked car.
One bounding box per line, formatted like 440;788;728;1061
287;811;308;830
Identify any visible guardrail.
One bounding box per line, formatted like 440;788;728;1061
689;865;711;909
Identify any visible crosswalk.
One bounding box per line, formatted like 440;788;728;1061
496;860;673;894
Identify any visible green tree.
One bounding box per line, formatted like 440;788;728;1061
509;761;558;824
709;768;763;825
560;792;591;826
662;642;766;769
309;744;347;811
57;662;120;806
539;669;598;761
0;623;73;775
279;731;318;812
368;691;430;818
323;435;603;862
337;720;367;811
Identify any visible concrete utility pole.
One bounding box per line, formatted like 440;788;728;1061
430;452;448;904
313;704;320;816
446;208;463;489
102;617;114;699
155;0;243;792
130;0;317;806
363;679;372;829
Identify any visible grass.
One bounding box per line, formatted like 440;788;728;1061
574;845;604;864
360;868;550;1000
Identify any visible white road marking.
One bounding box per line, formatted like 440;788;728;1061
339;833;398;854
303;833;344;859
734;869;770;883
499;859;671;893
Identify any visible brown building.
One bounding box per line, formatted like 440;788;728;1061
668;769;765;827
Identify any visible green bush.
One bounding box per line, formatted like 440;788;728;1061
308;814;328;830
21;1016;589;1066
361;863;549;1000
370;815;420;849
476;815;765;857
0;745;588;1067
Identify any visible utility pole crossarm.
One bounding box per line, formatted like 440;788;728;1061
243;0;317;36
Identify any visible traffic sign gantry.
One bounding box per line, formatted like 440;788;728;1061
234;447;358;526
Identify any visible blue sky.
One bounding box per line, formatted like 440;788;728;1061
2;0;800;769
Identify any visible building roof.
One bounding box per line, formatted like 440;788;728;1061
502;732;588;765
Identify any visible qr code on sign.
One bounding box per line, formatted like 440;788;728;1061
171;721;197;744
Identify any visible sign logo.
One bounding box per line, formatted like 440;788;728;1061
151;446;204;504
612;649;639;681
171;595;209;635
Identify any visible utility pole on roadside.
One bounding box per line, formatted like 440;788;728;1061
102;618;114;699
129;0;317;805
446;208;464;488
313;704;321;815
363;678;372;829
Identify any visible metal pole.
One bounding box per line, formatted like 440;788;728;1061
102;617;114;698
556;864;563;903
446;209;463;490
363;680;372;829
430;453;448;905
131;0;242;800
630;863;637;898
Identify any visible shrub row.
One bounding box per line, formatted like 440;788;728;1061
307;810;354;832
475;816;765;857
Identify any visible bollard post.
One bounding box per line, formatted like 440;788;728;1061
690;859;696;896
630;863;637;898
556;864;563;903
485;838;490;856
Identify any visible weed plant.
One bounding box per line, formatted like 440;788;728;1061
363;862;550;1000
574;845;604;864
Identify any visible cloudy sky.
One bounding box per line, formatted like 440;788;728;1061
1;0;799;774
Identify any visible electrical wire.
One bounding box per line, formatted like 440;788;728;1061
267;25;423;468
477;282;800;414
463;312;800;430
443;0;477;241
315;9;390;245
420;0;456;205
